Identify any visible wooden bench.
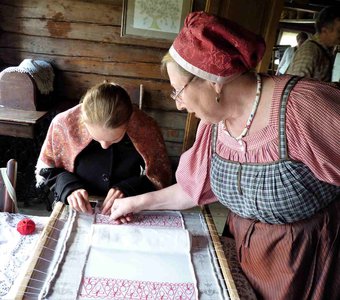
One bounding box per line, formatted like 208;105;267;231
0;107;48;139
0;71;50;140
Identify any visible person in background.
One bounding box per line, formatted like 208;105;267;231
36;82;172;214
108;12;340;300
275;31;308;75
332;45;340;85
287;5;340;81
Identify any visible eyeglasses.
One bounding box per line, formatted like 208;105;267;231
170;76;195;103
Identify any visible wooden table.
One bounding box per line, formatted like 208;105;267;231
3;203;241;300
0;107;48;139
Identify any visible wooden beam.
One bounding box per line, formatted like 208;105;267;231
257;0;285;73
181;113;200;153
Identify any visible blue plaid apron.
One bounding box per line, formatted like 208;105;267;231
210;76;340;224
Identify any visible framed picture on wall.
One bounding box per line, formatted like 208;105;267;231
121;0;193;41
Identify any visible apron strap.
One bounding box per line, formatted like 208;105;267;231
211;124;218;154
278;76;302;160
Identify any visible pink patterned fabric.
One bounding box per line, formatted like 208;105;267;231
176;75;340;205
79;277;196;300
37;105;172;189
95;213;183;228
170;11;265;83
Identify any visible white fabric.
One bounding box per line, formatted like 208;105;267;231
89;225;193;276
40;206;77;299
0;168;17;212
2;210;229;300
80;225;197;299
185;212;230;299
6;206;78;300
0;213;48;298
35;160;50;188
0;59;54;94
277;46;296;75
332;52;340;83
46;211;95;300
90;226;191;255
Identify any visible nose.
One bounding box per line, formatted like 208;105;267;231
176;101;186;111
100;141;111;149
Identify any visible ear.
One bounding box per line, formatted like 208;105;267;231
321;23;333;35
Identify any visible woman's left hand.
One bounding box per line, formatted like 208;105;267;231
101;188;124;215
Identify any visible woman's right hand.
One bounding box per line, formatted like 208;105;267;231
110;196;142;224
67;189;93;214
109;184;196;223
101;188;125;215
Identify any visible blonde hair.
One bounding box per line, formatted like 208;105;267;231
161;52;193;78
81;82;133;128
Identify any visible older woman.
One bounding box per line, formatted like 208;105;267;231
36;82;172;215
109;12;340;299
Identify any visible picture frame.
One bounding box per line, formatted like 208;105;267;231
121;0;193;41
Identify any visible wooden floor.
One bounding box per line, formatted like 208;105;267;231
18;201;229;235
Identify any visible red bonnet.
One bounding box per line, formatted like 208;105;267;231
169;11;266;83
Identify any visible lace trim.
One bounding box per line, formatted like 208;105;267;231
0;213;47;297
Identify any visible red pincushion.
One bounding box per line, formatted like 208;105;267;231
17;218;36;235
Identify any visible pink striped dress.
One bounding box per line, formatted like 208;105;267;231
176;75;340;299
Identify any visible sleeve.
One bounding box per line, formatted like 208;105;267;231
35;119;57;187
113;175;155;197
287;81;340;186
286;42;319;77
175;122;218;205
54;172;86;203
276;47;293;75
39;168;85;204
36;113;70;186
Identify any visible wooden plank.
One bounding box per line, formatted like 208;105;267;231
0;11;172;48
53;72;175;111
0;0;122;25
257;0;285;73
0;33;164;63
202;205;241;300
182;113;200;152
164;141;183;157
0;122;34;138
161;128;184;143
145;110;187;130
221;0;267;34
0;108;47;124
0;51;174;108
217;0;284;73
54;73;171;103
0;108;47;138
0;56;175;111
0;50;162;80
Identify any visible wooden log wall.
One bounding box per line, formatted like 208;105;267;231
0;0;206;167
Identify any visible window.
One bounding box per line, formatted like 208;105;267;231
278;30;300;47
